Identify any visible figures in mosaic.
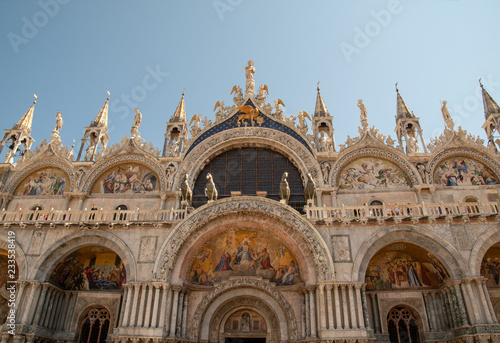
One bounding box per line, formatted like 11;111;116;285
338;158;410;190
17;169;68;195
96;165;157;194
434;157;498;186
49;247;126;291
365;243;450;291
188;229;301;286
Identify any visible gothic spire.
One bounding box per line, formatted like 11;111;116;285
91;91;110;127
170;90;186;122
314;83;330;117
395;84;415;120
480;79;500;120
13;94;37;134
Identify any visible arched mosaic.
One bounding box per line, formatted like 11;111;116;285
14;167;69;195
433;156;498;186
365;242;450;291
90;163;158;194
481;242;500;287
338;157;410;190
49;246;126;291
187;228;301;286
332;148;418;190
428;148;500;186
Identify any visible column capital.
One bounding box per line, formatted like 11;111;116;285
171;284;183;292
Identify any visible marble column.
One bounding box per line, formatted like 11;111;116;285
14;281;26;317
326;285;334;329
333;284;341;329
370;293;380;333
40;287;54;327
144;284;153;328
475;278;494;323
122;284;134;327
130;283;141;327
361;286;369;330
176;290;185;337
463;279;480;324
481;280;497;323
454;284;469;326
423;292;435;332
182;290;189;337
57;292;70;330
169;286;180;337
355;284;365;328
308;287;317;337
151;284;161;328
163;285;173;333
304;289;310;337
64;293;77;331
318;284;327;329
119;285;129;327
341;285;349;329
137;283;148;327
32;284;49;326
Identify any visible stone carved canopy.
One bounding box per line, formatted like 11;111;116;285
154;197;334;283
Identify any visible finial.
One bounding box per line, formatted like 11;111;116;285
317;81;320;92
395;82;399;93
106;90;110;101
33;93;38;104
182;88;185;97
479;78;483;88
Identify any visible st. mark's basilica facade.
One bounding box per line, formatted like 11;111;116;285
2;61;500;343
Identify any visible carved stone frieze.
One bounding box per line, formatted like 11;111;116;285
157;197;333;282
427;127;486;154
190;278;297;341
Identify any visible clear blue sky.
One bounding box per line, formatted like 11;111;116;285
1;0;500;157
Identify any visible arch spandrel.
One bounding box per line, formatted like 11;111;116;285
81;154;167;194
331;148;419;190
0;234;27;279
29;230;136;282
175;127;323;191
154;197;334;284
352;225;467;283
428;149;500;186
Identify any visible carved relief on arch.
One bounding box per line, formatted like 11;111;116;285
5;159;74;194
428;148;500;186
190;278;297;341
176;127;322;190
331;148;419;190
81;154;166;193
156;198;334;283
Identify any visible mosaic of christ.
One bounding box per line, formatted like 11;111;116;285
91;163;158;194
187;229;301;286
433;157;498;186
365;243;450;291
338;158;410;190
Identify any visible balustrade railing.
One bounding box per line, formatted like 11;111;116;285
0;208;187;225
305;201;500;222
